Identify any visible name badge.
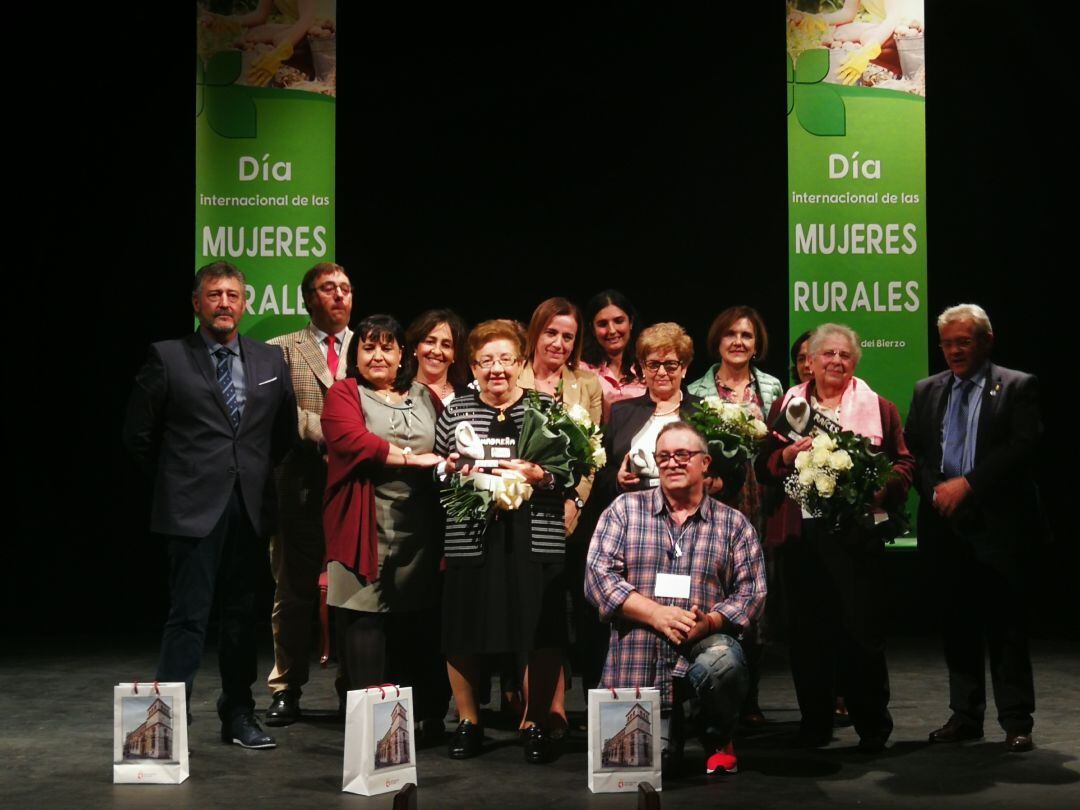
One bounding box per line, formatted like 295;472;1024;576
654;573;691;600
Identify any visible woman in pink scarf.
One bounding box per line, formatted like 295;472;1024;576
756;323;913;754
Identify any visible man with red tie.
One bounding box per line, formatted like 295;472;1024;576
264;262;354;725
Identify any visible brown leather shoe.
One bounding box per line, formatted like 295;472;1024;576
1006;733;1034;752
929;717;983;744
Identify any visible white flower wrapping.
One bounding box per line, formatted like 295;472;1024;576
464;470;534;511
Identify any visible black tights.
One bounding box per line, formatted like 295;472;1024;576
335;607;449;723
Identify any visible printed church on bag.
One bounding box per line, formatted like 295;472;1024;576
601;703;653;768
375;703;410;768
123;697;174;760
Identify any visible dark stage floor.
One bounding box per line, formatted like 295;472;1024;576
2;636;1078;809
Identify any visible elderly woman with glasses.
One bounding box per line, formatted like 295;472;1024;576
756;323;913;753
434;319;570;765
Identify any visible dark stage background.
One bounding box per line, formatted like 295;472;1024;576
11;6;1072;638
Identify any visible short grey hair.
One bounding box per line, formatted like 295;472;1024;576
937;303;992;337
808;323;861;365
193;261;246;296
655;421;708;454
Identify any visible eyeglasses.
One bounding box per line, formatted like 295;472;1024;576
473;355;520;370
314;282;352;296
820;350;853;362
643;360;683;374
655;449;704;466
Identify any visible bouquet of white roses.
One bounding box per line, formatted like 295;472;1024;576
783;430;905;537
517;390;606;489
440;390;606;525
686;396;769;470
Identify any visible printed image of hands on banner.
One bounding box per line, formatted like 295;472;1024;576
197;0;336;95
788;0;924;95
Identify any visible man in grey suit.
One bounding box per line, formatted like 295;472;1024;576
123;261;297;749
264;262;353;726
905;304;1045;753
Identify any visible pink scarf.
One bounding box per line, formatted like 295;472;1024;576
779;376;883;446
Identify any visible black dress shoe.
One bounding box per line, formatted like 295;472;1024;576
857;735;888;754
448;719;483;759
1006;733;1034;752
928;717;983;744
221;714;277;749
522;725;553;764
265;690;301;727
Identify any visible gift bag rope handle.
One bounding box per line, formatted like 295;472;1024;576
365;683;401;699
609;687;642;699
131;681;162;695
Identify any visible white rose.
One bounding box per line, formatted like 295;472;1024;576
702;395;723;413
566;402;592;427
794;450;811;471
750;419;768;439
798;468;816;486
721;402;743;421
592;446;608;469
811;447;831;467
828;449;853;471
814;474;836;497
812;432;836;452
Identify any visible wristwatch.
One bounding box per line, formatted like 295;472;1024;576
571;496;585;510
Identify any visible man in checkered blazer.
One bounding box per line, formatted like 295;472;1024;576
264;262;354;726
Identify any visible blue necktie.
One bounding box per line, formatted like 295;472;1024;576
215;348;241;430
942;378;974;478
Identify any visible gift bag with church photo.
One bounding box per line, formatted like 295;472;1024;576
343;685;417;796
587;687;662;793
113;681;189;784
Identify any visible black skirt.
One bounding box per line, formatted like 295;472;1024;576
441;405;566;655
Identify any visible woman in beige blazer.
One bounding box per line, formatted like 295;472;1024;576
518;297;603;535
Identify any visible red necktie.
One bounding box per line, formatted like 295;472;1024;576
326;334;339;378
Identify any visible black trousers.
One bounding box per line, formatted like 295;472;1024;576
781;521;892;742
157;486;264;721
926;527;1035;735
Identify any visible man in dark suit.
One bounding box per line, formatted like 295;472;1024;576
905;303;1044;753
123;261;297;749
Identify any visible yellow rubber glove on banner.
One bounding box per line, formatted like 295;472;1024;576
837;42;881;86
248;41;295;87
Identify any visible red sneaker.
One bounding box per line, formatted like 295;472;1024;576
705;742;738;775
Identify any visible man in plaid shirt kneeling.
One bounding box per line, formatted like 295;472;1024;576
586;422;767;775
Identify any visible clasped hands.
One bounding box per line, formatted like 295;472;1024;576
650;603;716;647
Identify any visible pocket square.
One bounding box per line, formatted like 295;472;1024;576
258;377;279;386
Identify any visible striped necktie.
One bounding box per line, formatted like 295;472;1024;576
215;348;241;429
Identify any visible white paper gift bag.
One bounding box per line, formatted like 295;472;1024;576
113;682;189;784
587;687;662;793
343;685;417;796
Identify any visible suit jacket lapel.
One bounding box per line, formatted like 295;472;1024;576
926;373;951;471
237;335;260;433
187;331;234;427
297;327;335;390
336;328;354;381
974;363;999;462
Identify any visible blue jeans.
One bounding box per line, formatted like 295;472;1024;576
662;634;748;750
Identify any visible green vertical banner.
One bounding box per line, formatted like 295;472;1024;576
786;3;926;412
196;2;337;341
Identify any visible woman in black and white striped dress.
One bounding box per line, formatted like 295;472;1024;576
436;319;569;764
